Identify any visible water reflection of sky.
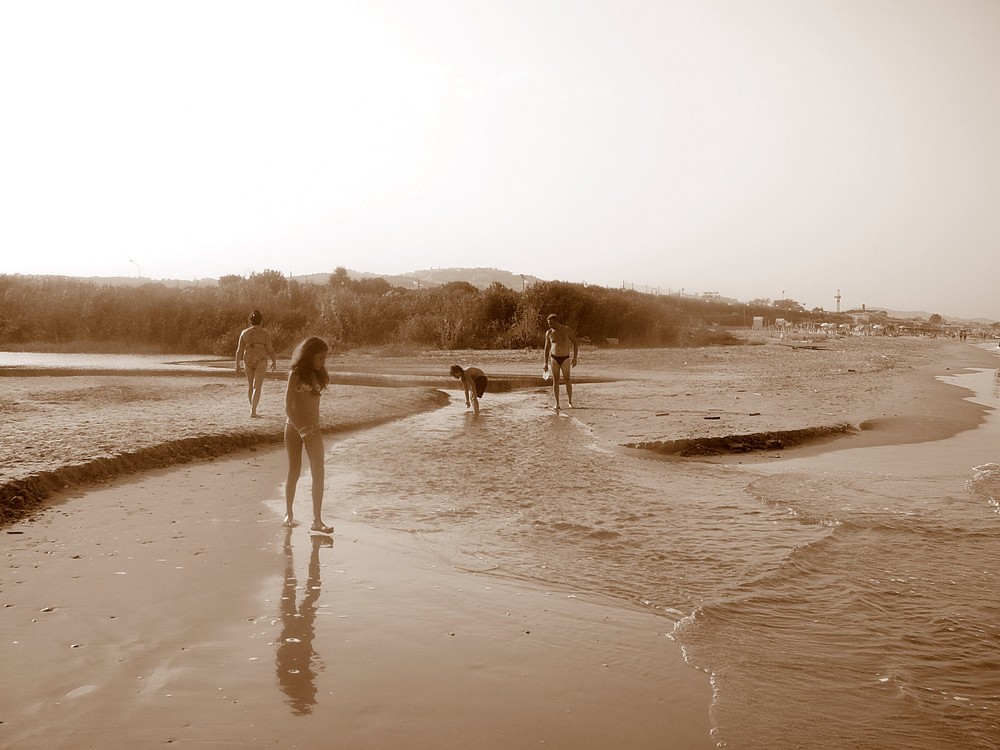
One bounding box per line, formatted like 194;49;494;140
0;351;227;372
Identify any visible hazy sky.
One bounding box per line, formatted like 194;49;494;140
3;1;999;319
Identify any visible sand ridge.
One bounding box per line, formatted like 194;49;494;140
0;375;446;526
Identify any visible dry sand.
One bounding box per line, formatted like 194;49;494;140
1;335;996;748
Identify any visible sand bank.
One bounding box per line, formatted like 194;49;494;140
3;336;996;523
326;335;998;450
0;374;447;526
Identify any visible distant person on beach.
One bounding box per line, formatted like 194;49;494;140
283;336;334;534
235;310;277;418
543;313;578;410
450;364;488;416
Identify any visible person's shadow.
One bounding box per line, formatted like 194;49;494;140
276;528;331;715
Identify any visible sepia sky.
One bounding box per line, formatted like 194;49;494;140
3;1;999;320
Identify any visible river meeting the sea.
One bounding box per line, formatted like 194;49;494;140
3;347;998;748
313;358;1000;750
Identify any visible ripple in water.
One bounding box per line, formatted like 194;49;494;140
325;391;1000;750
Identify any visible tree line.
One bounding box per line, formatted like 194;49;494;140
0;270;836;356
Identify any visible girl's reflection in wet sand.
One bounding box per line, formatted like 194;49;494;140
276;529;331;715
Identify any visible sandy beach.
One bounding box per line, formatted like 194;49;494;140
2;334;997;748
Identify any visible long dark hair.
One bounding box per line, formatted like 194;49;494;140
289;336;330;390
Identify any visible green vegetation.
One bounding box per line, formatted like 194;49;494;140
0;270;836;356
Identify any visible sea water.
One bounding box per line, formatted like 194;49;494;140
324;360;1000;749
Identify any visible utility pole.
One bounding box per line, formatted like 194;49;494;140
835;289;842;313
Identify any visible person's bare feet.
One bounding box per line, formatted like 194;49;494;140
282;514;294;527
310;521;334;534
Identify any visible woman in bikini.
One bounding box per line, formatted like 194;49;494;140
235;310;277;418
283;336;334;534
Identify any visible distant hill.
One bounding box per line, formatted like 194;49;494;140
15;268;543;293
881;309;996;326
11;274;220;288
12;271;996;324
291;267;544;292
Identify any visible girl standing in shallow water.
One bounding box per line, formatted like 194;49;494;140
283;336;334;534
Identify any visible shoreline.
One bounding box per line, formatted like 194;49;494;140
3;338;997;747
3;337;996;526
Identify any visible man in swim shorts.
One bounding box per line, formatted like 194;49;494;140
543;313;578;410
450;364;488;416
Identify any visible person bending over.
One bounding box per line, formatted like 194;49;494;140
450;364;488;416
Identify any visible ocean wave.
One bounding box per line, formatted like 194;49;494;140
969;462;1000;515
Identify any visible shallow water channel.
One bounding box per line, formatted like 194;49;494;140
317;373;1000;749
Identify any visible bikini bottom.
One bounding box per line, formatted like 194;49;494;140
244;357;266;373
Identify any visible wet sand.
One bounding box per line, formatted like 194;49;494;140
2;449;712;749
1;335;996;748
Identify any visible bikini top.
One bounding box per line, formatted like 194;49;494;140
243;327;269;355
295;380;323;396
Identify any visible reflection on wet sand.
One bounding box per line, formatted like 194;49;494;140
276;530;332;715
